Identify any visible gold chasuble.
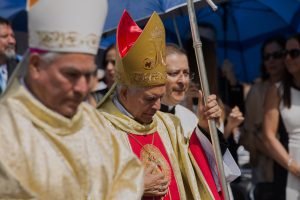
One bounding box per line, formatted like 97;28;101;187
0;81;144;199
99;99;217;200
97;10;220;200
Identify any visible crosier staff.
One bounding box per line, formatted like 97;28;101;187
186;0;230;199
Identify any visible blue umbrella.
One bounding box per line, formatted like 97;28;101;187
0;0;222;49
0;0;26;19
100;0;224;49
163;0;300;82
2;0;299;81
102;0;222;34
0;0;27;31
101;0;300;82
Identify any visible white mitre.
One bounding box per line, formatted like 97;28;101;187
27;0;107;55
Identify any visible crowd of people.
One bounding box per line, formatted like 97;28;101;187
0;0;299;199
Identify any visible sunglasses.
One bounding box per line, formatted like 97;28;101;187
104;59;116;66
263;51;284;61
283;49;300;59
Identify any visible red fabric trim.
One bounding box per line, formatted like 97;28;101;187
117;10;142;57
189;131;223;200
128;132;180;200
29;48;48;54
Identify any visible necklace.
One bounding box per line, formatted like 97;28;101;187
127;133;171;175
127;133;172;193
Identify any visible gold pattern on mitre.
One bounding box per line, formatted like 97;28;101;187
28;0;107;55
116;12;167;87
35;31;99;51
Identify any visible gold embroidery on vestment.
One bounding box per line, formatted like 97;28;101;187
140;144;171;180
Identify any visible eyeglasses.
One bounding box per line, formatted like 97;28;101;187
263;51;284;61
104;59;116;66
167;71;195;80
283;49;300;59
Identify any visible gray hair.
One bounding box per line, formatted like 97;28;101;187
166;43;187;57
116;83;143;96
39;52;63;65
23;52;63;77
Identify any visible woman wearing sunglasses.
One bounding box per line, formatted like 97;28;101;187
263;33;300;200
241;36;287;199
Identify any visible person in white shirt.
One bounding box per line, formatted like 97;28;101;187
160;43;241;199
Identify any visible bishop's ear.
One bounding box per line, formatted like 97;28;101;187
28;53;43;77
118;85;129;102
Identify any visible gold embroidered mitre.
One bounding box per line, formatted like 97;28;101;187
116;11;167;87
27;0;107;55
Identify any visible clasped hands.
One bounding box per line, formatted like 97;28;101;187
143;162;170;197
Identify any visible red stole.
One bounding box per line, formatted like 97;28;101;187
128;131;180;200
189;131;223;200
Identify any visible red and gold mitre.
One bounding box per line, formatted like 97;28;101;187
115;11;167;87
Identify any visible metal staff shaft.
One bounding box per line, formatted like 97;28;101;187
185;0;230;199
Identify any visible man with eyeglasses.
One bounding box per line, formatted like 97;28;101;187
161;44;221;135
160;43;241;196
160;44;195;121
